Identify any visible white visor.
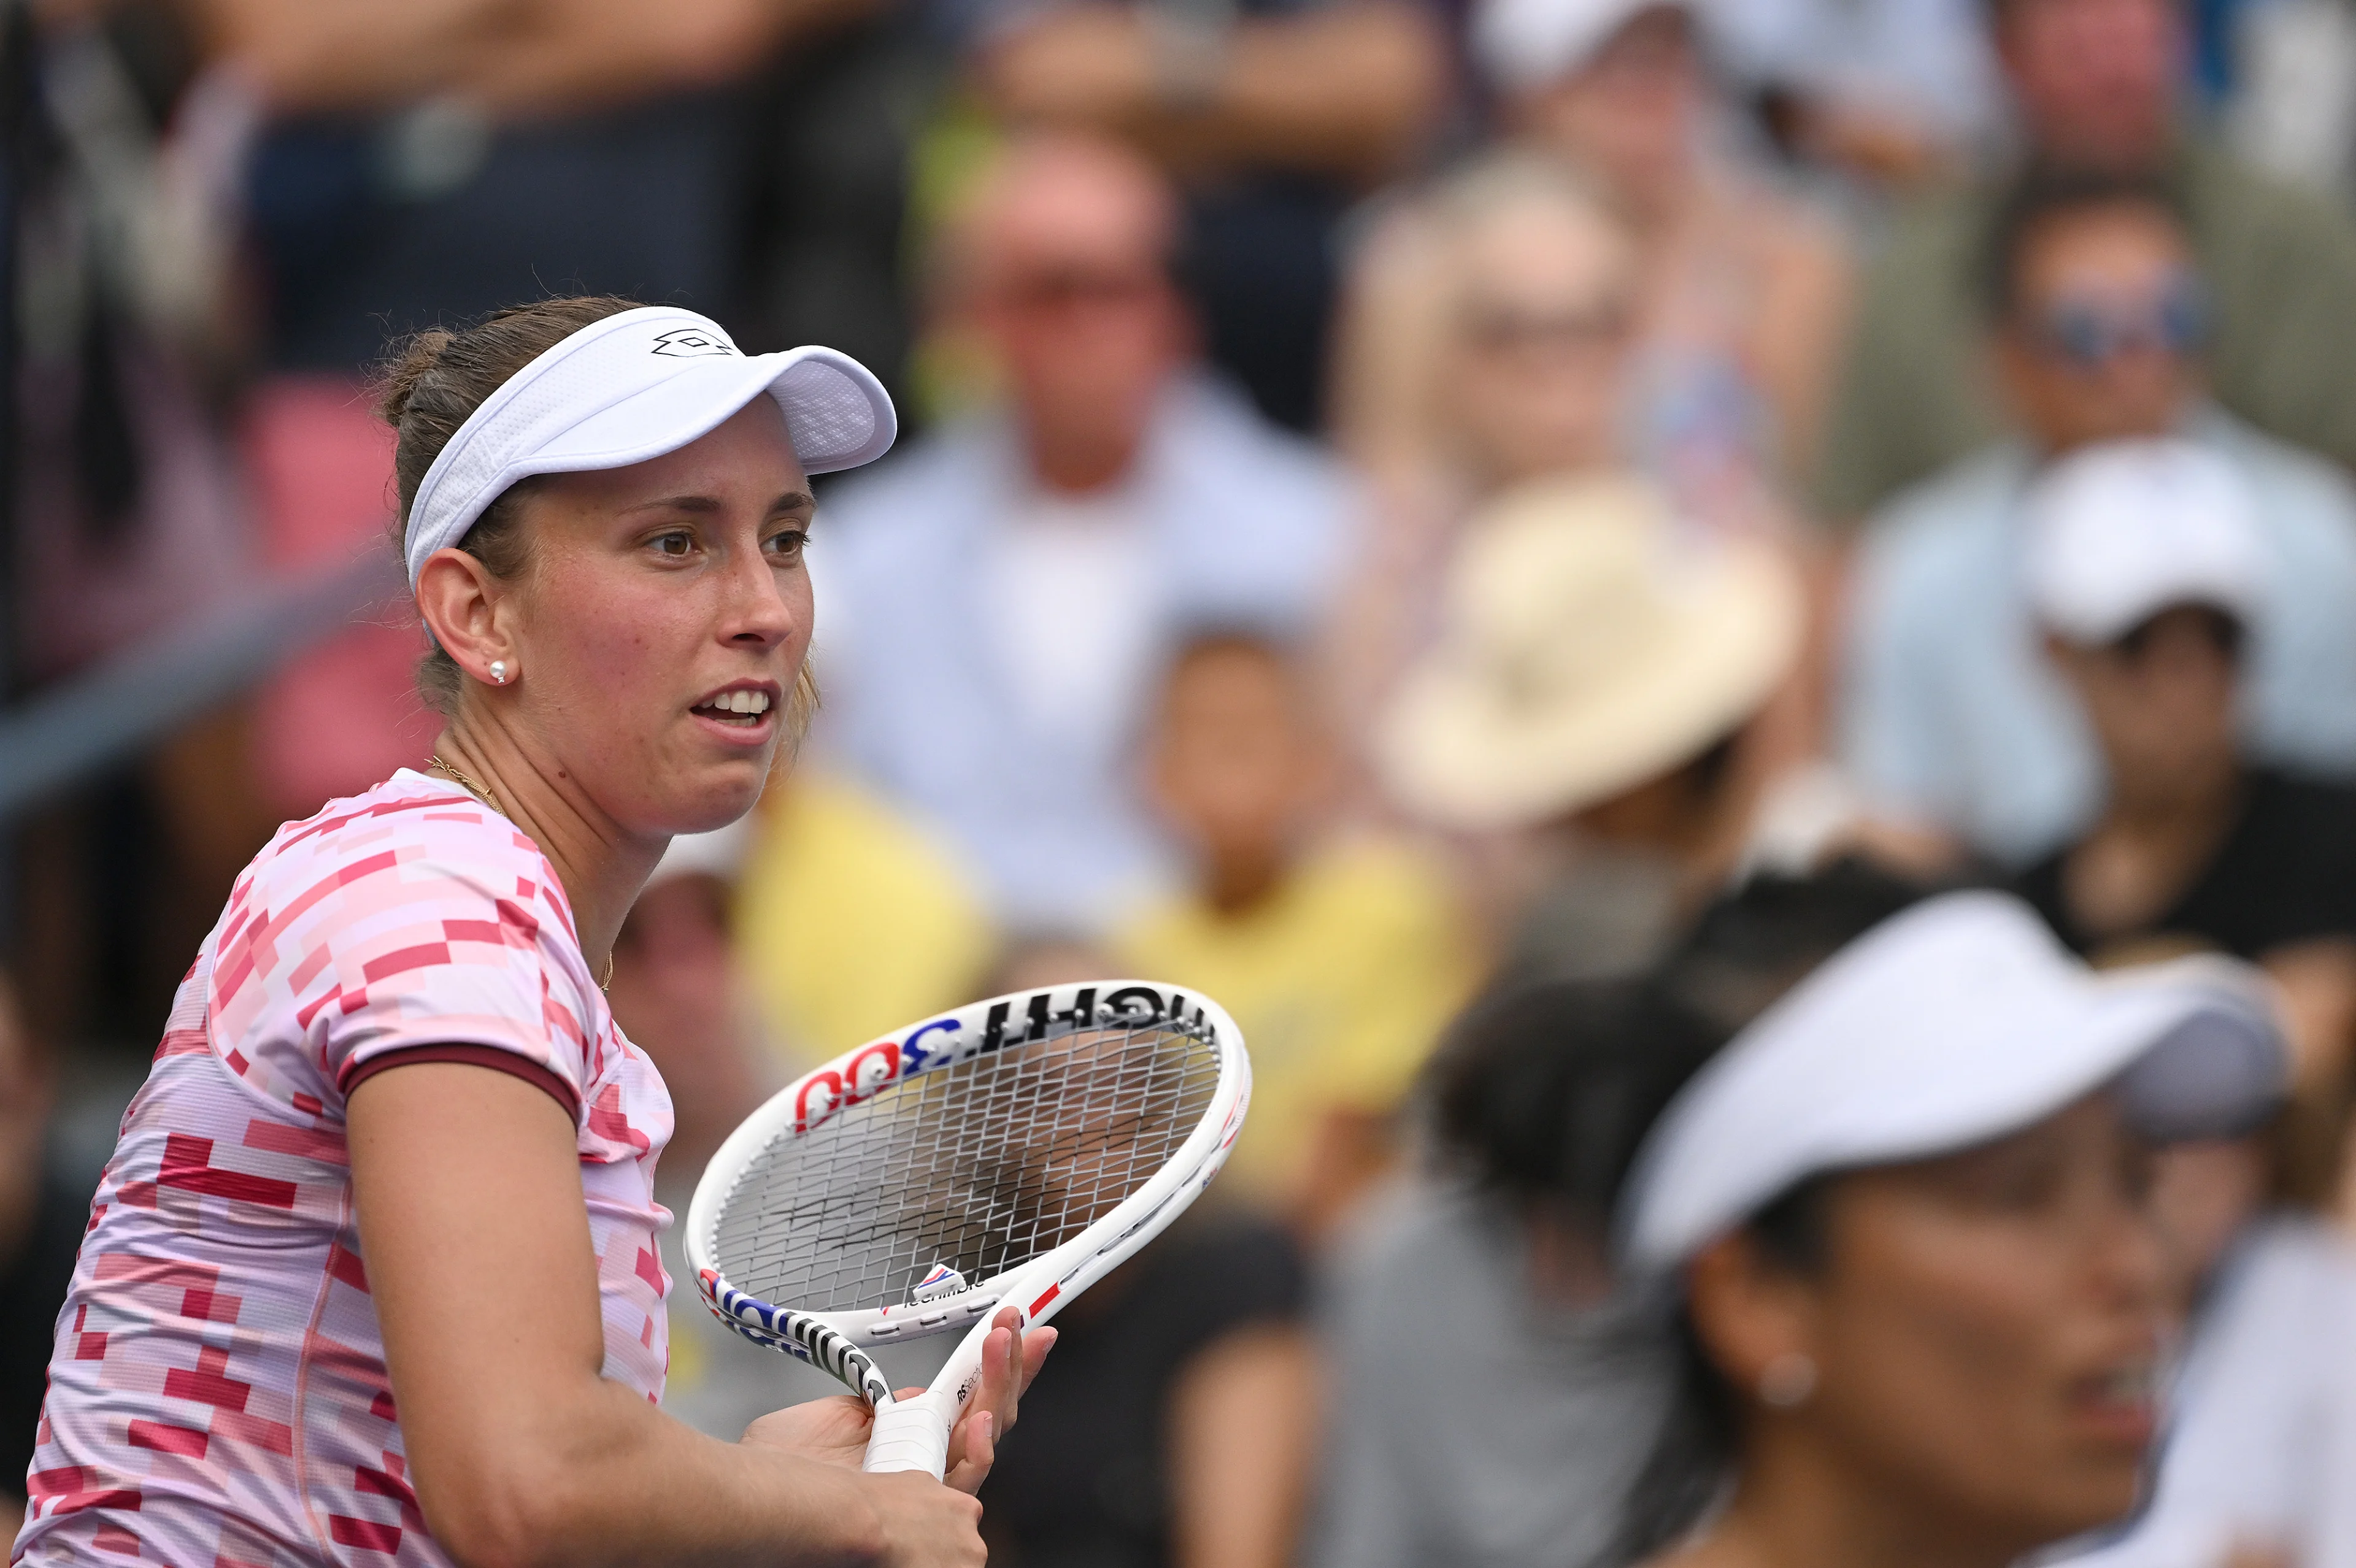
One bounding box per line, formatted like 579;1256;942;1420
401;305;896;587
1618;891;2287;1276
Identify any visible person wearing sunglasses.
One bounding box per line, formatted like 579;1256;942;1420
1816;0;2356;525
1838;166;2356;870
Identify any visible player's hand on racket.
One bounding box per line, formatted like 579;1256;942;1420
941;1309;1055;1492
742;1308;1056;1493
860;1470;988;1567
690;981;1248;1480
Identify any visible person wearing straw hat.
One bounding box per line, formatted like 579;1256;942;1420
1375;474;1807;979
13;299;1049;1568
1611;891;2289;1568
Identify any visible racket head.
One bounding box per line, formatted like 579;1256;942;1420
685;980;1249;1391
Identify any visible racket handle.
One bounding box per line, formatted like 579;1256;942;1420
862;1390;954;1478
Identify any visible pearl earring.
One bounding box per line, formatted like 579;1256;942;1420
1758;1352;1817;1409
489;660;509;686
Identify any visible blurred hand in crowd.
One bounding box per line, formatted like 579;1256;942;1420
939;134;1192;493
1509;4;1701;227
1994;0;2181;173
180;0;881;115
969;0;1446;185
1996;198;2205;455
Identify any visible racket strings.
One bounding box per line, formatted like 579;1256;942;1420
710;1017;1220;1313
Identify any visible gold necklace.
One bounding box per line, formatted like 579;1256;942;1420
429;753;506;820
428;754;613;993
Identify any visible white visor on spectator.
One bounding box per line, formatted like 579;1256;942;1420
1618;890;2287;1276
1472;0;1687;94
2023;437;2268;646
402;306;896;587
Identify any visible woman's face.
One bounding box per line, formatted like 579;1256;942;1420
1797;1097;2165;1546
1441;199;1636;486
1697;1093;2168;1555
495;398;815;837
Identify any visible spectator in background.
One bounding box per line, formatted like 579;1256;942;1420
2049;1069;2356;1566
732;771;993;1064
1377;476;1807;978
1816;0;2356;525
967;0;1449;431
1115;631;1476;1240
1311;861;1927;1568
1709;0;2003;193
602;826;803;1443
1840;174;2356;866
969;939;1319;1568
812;131;1345;932
2010;441;2356;1169
1336;0;1850;515
1614;894;2288;1567
1314;978;1725;1568
0;975;84;1526
1323;156;1642;745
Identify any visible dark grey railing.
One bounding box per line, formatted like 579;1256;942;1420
0;548;403;821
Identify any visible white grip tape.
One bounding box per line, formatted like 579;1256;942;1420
863;1393;953;1478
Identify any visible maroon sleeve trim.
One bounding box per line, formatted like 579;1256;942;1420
341;1045;581;1121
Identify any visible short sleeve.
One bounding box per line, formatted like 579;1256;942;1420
208;795;601;1124
318;851;597;1118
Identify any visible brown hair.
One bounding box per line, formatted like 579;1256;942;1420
379;296;643;713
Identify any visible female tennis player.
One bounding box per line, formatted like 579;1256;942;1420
14;296;1050;1568
1612;892;2288;1568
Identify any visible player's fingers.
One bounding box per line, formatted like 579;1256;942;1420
944;1410;995;1493
1017;1325;1057;1396
893;1386;926;1401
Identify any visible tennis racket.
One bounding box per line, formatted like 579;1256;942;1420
684;979;1250;1478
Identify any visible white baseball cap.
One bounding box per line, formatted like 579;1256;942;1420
402;305;896;587
1471;0;1692;94
1619;891;2287;1275
2023;437;2268;647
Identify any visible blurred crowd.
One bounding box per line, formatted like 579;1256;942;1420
12;0;2356;1561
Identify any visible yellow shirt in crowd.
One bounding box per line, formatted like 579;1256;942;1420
1112;837;1478;1203
734;774;995;1063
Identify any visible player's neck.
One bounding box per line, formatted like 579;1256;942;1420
1701;1437;2030;1568
428;723;663;979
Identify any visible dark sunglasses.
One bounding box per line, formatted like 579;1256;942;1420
1458;303;1633;355
996;266;1168;313
2033;275;2211;369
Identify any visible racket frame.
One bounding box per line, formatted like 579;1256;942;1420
683;980;1250;1472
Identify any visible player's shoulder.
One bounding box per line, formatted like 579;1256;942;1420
239;770;553;925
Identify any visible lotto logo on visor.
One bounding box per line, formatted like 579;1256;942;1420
399;306;895;589
650;327;739;358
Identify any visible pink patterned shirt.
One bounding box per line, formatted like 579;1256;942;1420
13;771;675;1567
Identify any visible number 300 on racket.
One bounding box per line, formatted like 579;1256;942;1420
684;980;1250;1477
